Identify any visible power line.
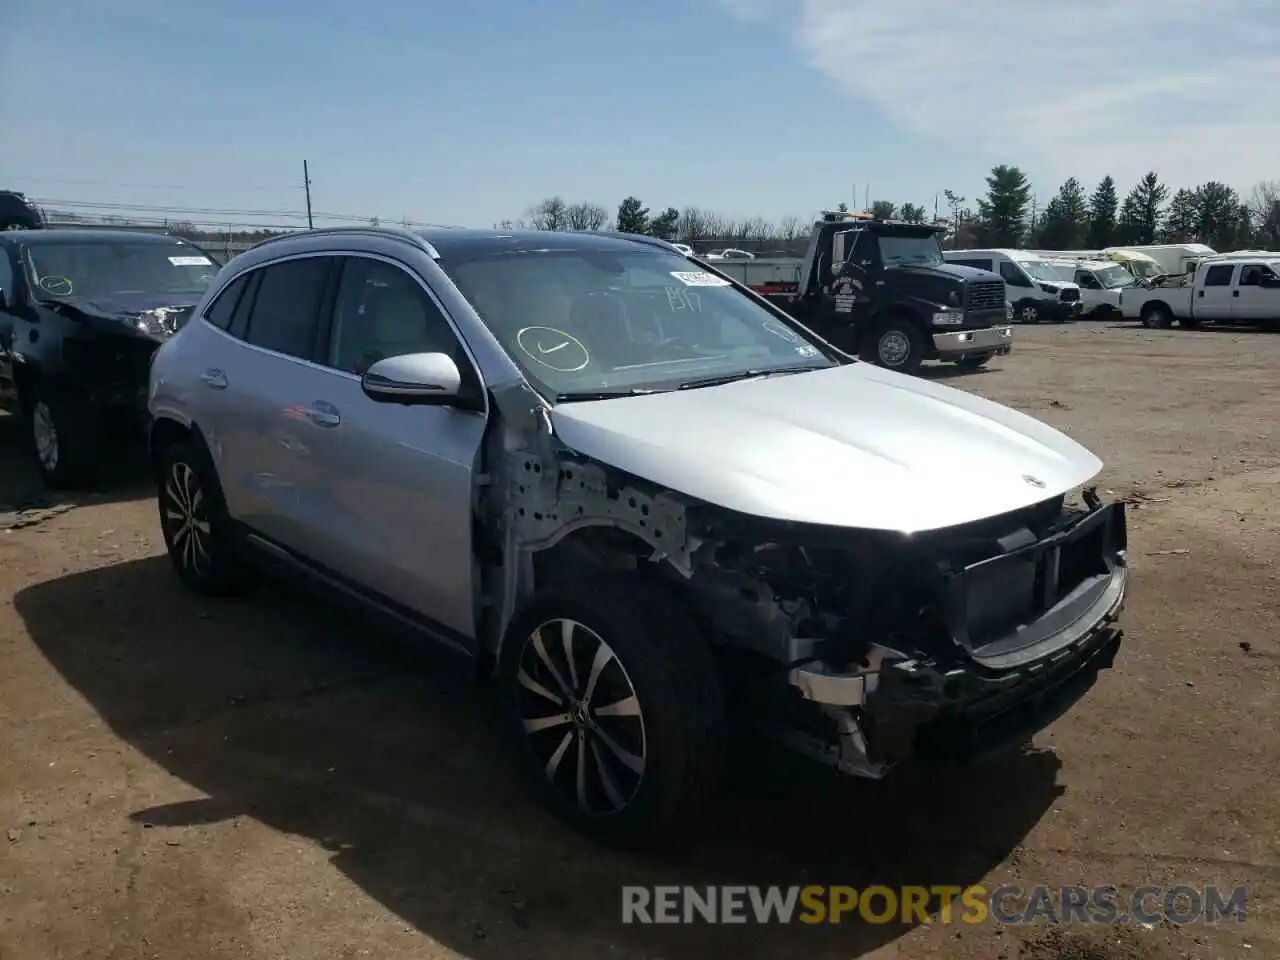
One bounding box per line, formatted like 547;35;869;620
8;175;299;192
31;197;432;227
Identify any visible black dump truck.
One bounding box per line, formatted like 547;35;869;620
0;191;45;231
709;211;1012;375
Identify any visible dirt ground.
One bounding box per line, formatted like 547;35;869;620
1;323;1277;960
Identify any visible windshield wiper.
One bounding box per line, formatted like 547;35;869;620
676;365;826;391
554;387;663;402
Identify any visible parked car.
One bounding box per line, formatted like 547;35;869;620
1119;254;1280;328
1045;257;1133;320
944;249;1082;324
147;225;1129;847
0;191;44;231
0;229;221;486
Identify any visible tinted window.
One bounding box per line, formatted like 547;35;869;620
243;257;331;359
439;245;832;398
227;271;259;341
999;261;1031;286
1075;270;1101;289
1203;264;1234;287
0;247;12;301
1238;264;1275;286
325;257;460;375
204;275;247;330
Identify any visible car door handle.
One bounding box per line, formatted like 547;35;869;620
1232;290;1239;297
307;402;341;427
200;369;228;389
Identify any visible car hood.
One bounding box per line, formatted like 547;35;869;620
549;364;1102;533
44;292;201;340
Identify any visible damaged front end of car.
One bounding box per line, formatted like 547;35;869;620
481;389;1127;780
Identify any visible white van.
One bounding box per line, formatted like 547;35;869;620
1045;258;1134;320
943;249;1083;323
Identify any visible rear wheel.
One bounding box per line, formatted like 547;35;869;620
861;316;925;375
157;437;248;596
498;575;728;848
1141;303;1172;329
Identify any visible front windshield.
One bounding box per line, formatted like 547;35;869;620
1127;260;1160;279
1019;259;1063;282
23;241;220;300
439;247;834;398
1096;264;1135;288
879;233;943;266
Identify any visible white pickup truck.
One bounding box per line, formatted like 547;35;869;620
1119;253;1280;328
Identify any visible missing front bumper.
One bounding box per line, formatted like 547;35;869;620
782;499;1128;777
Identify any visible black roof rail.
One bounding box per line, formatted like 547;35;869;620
248;224;440;256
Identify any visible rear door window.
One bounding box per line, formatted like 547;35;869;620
241;256;334;359
1202;264;1235;287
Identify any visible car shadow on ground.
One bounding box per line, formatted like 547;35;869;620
15;556;1064;959
0;411;151;519
917;364;997;382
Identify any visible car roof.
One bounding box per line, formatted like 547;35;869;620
6;229;193;245
412;227;671;258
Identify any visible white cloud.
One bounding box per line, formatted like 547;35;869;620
719;0;1280;193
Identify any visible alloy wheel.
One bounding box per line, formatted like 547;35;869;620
877;330;910;367
163;461;212;578
516;618;647;816
31;401;58;472
1020;305;1039;323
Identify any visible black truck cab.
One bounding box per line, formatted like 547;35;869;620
784;212;1012;374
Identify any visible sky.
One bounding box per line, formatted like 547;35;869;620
2;0;1277;232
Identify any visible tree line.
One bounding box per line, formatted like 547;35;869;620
509;173;1280;253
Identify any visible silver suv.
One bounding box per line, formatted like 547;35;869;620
147;225;1129;847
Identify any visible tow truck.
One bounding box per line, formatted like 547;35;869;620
709;212;1012;375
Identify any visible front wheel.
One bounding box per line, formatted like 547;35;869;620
498;576;728;848
1016;301;1040;324
861;317;925;375
1141;303;1172;329
27;385;100;489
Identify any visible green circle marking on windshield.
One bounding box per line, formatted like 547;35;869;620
38;276;73;296
515;326;591;373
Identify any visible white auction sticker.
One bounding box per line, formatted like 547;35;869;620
169;255;212;266
670;271;730;287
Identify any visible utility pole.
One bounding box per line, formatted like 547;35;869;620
303;160;314;229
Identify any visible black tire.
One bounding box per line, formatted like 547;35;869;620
1141;303;1172;329
156;437;247;596
1015;300;1040;324
27;384;100;489
954;352;992;369
860;316;925;375
498;575;728;848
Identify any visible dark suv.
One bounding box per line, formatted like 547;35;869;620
0;229;221;487
0;192;45;231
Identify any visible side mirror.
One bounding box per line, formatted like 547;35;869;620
361;352;463;405
1259;274;1279;289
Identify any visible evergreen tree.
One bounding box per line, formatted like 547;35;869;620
1162;188;1199;242
1087;176;1118;248
1036;177;1089;249
976;165;1032;247
1122;172;1168;244
615;196;650;234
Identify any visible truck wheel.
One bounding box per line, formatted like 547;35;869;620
28;384;100;489
1141;304;1172;329
498;575;728;848
1016;300;1040;324
862;318;925;374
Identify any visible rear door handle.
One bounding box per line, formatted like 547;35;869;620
307;401;341;427
200;368;228;389
1232;290;1239;297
